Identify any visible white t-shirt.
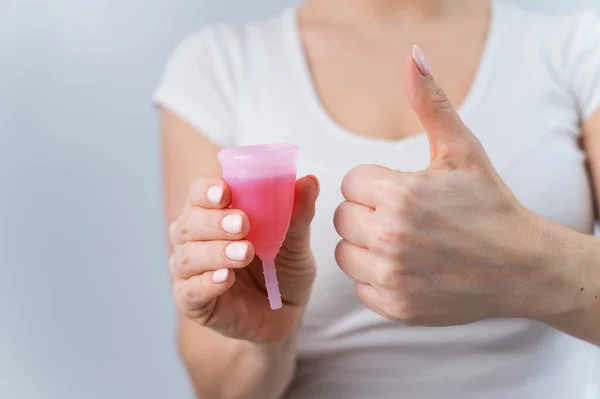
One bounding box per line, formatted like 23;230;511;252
154;1;600;398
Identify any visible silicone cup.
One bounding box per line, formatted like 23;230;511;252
218;143;299;310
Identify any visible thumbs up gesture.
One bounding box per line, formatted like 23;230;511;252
334;46;576;327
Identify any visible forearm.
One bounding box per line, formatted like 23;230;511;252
179;317;298;399
537;226;600;346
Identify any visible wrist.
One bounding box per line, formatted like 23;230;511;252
229;333;299;399
531;227;600;344
555;230;600;314
528;216;599;320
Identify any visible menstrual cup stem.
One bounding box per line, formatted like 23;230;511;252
262;259;282;310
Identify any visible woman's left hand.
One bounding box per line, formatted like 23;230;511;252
333;47;582;327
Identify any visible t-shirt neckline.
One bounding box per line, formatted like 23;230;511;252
284;0;501;148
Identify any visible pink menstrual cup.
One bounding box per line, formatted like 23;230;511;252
218;143;298;310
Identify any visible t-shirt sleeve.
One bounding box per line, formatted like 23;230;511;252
564;11;600;122
153;28;240;147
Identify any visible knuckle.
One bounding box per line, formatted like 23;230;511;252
173;282;192;310
402;174;423;196
376;266;405;290
434;146;460;170
373;178;400;198
375;179;415;215
430;85;451;107
178;211;191;241
370;222;404;255
342;164;387;197
181;281;196;302
172;279;209;321
173;278;215;323
176;243;192;270
180;284;206;316
391;298;419;322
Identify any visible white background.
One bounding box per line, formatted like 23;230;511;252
1;1;599;398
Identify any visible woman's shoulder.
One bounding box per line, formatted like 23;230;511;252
494;1;600;121
495;1;600;40
168;9;293;71
493;2;600;75
153;9;294;146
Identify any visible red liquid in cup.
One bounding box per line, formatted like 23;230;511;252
228;174;296;261
218;143;299;310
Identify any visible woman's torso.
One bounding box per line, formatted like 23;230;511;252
155;1;600;397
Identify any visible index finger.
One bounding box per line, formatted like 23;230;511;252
188;177;232;209
341;164;398;209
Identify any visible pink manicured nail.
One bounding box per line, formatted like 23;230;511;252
412;44;431;76
207;185;223;205
226;242;248;261
222;214;243;234
212;269;229;284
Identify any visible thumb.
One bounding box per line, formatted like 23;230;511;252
405;45;483;168
287;175;319;235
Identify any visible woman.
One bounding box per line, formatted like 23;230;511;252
154;0;600;397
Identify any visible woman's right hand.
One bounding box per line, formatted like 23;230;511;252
169;175;320;343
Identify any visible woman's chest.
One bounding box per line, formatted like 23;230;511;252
298;30;485;142
238;81;594;233
239;92;595;330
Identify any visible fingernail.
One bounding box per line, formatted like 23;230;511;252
226;242;248;261
412;44;431;76
222;214;243;234
212;269;229;284
207;185;223;205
